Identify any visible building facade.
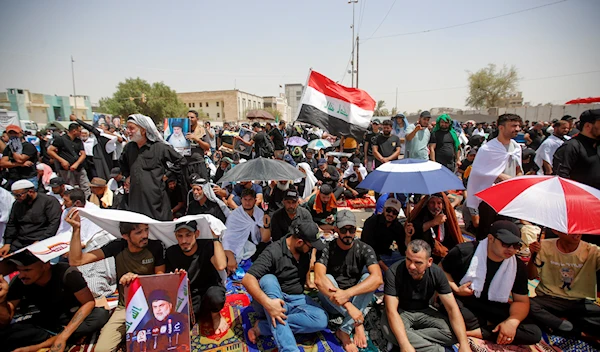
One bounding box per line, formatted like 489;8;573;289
0;88;92;124
284;83;304;120
177;90;264;122
263;93;292;122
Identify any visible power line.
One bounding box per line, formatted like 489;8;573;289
356;0;367;35
367;0;398;39
362;0;568;42
339;55;353;84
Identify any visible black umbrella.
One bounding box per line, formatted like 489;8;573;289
218;157;305;183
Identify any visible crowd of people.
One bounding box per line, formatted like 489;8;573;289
0;108;598;352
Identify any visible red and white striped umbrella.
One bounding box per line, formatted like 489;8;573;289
475;176;600;234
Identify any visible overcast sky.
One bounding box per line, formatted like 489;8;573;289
0;0;598;113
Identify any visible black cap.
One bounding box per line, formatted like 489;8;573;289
490;220;522;244
561;115;576;121
49;177;66;187
252;122;261;128
148;289;172;304
320;184;333;195
420;110;431;118
283;189;299;200
175;220;198;233
290;220;325;251
110;167;121;178
8;251;42;267
352;157;361;165
579;109;600;125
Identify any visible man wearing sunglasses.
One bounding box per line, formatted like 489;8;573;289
440;221;542;346
0;180;62;257
314;210;383;352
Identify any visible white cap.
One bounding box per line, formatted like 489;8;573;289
36;163;45;171
11;180;35;191
383;197;402;212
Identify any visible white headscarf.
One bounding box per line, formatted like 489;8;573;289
127;114;167;144
297;162;318;199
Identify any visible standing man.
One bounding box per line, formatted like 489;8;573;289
524;122;545;150
314;211;383;352
0;124;38;189
120;114;184;221
204;121;217;154
235;122;273;159
270;189;313;242
534;120;569;175
561;115;580;137
186;110;210;156
242;220;329;352
429;114;461;172
363;119;381;172
373;120;401;168
47;123;91;197
405;111;432;160
553;109;600;189
265;122;285;159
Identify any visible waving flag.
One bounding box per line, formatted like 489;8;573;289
126;278;150;334
295;70;375;141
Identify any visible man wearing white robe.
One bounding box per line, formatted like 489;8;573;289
534;120;569;175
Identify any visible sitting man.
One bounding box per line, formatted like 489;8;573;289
303;184;337;233
264;180;295;215
166;176;185;218
527;230;600;336
223;188;271;273
440;220;542;345
343;158;368;199
227;180;263;209
47;176;73;207
242;220;329;352
314;210;383;352
65;208;166;351
89;177;115;209
186;178;228;223
381;240;470;352
361;198;412;271
270;189;312;242
408;193;464;263
0;251;110;352
315;158;344;199
166;220;228;334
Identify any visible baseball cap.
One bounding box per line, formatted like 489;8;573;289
420;111;431;118
318;158;327;166
490;220;522;245
109;167;121;178
579;109;600;125
49;177;66;188
336;210;356;228
175;220;198;233
290;220;325;251
252;122;261;128
352;157;361;165
384;197;402;213
468;148;478;156
392;113;406;120
371;118;381;124
283;189;299;200
320;184;333;195
5;124;22;134
148;289;172;304
561;115;576;121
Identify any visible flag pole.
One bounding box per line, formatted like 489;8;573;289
71;55;77;118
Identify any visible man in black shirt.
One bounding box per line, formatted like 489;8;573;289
242;220;328;351
0;124;38;189
186;178;227;223
265;122;285;157
314;210;382;352
429;115;461;172
363;119;381;172
440;221;542;345
0;180;62;256
561;115;580;137
235;122;273;158
382;240;470;352
303;184;338;233
373;120;401;168
270;189;312;241
166;221;228;334
0;252;109;352
314;158;343;199
524;122;545;150
361;198;413;272
166;177;185;218
264;181;296;215
47;123;91;197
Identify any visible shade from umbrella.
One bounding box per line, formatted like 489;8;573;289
307;139;332;150
286;136;308;147
218;157;306;183
357;159;464;195
246;110;275;121
565;97;600;105
476;176;600;234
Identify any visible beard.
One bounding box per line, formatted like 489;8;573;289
340;236;354;245
383;131;391;137
277;182;290;191
130;130;143;143
193;193;205;201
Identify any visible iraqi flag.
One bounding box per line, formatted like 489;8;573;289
295;70;375;141
126;278;151;334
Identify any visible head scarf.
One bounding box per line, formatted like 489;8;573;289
297;162;317;199
127;114;167;144
433;114;460;151
283;154;297;167
392;114;409;134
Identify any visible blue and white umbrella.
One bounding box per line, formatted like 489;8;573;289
307;139;332;150
357;159;464;195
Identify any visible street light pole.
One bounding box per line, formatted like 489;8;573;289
349;0;358;88
71;55;77;118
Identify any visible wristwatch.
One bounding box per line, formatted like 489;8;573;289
212;237;222;242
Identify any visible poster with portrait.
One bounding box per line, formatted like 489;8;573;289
234;127;255;156
93;113;111;128
125;273;191;352
164;118;191;156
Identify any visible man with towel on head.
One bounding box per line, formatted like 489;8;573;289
120;114;184;220
440;220;542;345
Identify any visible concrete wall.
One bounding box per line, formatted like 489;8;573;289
499;104;600;122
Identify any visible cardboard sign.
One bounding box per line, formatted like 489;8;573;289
126;273;191;352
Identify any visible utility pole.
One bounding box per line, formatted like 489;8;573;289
349;0;358;88
71;55;77;117
356;36;360;88
395;87;398;111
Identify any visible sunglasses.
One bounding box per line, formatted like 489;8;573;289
12;191;29;199
496;238;522;250
385;208;399;216
339;226;356;234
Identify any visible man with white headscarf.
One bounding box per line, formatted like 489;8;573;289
119;114;184;221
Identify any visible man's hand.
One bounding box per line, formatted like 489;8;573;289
119;272;138;286
69;162;79;171
405;222;415;237
351;189;359;197
323;172;330;178
0;275;9;303
49;337;67;352
60;160;70;170
325;215;335;224
415;124;423;132
497;173;511;182
65;208;81;229
213;186;227;198
225;251;237;275
456;160;462;168
434;213;447;226
456;282;475;297
173;268;187;276
346;304;364;326
265;298;287;327
185;133;195;141
328;287;351;306
0;244;10;257
378;260;389;272
529;241;541;254
458;344;471;352
70;114;77;121
316;180;323;186
13;346;39;352
23;160;33;167
493;318;519;345
269;181;277;189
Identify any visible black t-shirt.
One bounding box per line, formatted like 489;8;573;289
51;134;85;170
253;131;270;157
384;260;451;311
429;130;456;168
165;240;222;295
458;159;473;171
364;131;379;157
440;241;528;305
360;213;406;260
527;130;544;150
187;198;227;224
316;239;378;290
375;134;401;159
269;128;285;150
7;263;88;325
2;141;38;180
270;205;313;242
167;184;184;209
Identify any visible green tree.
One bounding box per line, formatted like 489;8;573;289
263;107;282;121
466;64;519;109
98;77;188;123
390;107;398;116
374;100;386;116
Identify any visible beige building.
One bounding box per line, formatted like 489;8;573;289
498;91;524;108
177;89;264;122
263;93;292;122
285;83;304;120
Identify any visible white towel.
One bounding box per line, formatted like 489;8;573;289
534;135;564;175
459;238;517;303
222;206;264;262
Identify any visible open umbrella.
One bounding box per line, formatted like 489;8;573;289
286;136;308;147
218;157;306;183
357;159;464;195
307;139;332;150
475;176;600;234
565;97;600;105
246;110;275;121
